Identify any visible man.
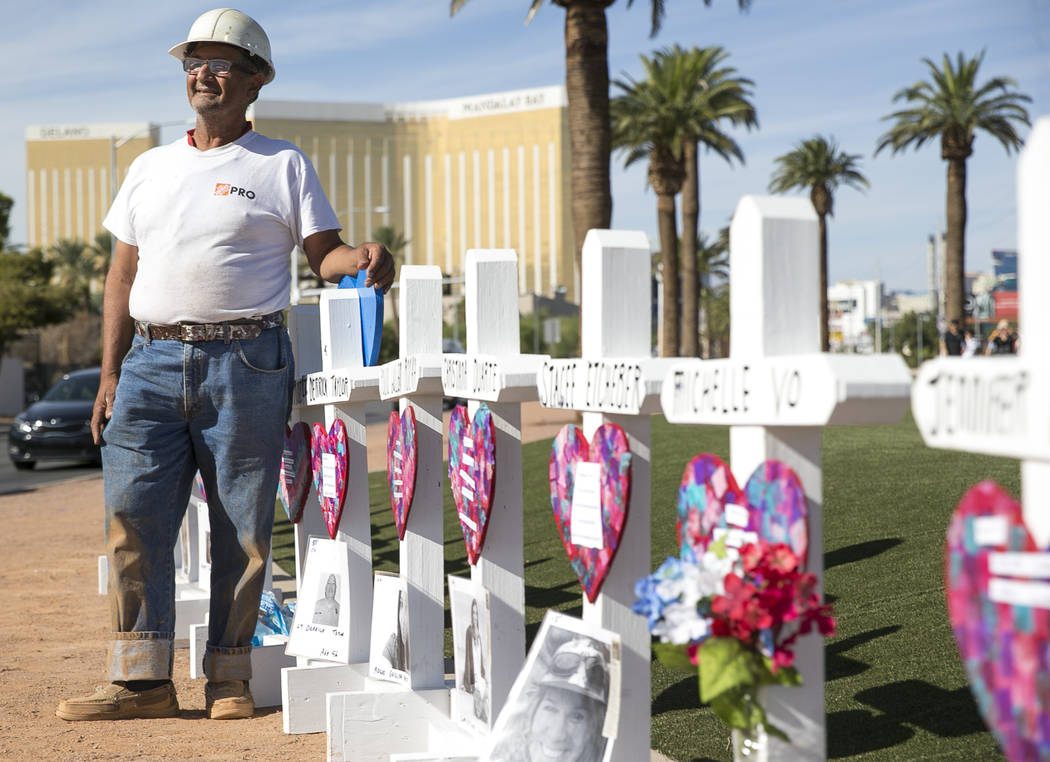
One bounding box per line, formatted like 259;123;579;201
940;318;964;356
56;9;394;722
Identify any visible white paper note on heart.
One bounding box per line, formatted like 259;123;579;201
570;462;604;549
322;453;337;500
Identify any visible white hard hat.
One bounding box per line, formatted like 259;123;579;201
168;8;274;84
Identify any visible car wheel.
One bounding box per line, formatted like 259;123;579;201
13;461;35;471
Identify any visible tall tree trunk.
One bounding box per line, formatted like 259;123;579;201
680;141;699;357
945;156;968;323
562;1;614;332
818;212;829;352
658;191;679;357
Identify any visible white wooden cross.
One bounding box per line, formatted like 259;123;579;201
660;195;912;761
534;229;674;762
280;293;383;734
440;249;547;727
912;118;1050;548
323;266;454;759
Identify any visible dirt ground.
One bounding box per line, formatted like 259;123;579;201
0;402;579;761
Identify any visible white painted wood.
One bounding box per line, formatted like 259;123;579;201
327;688;453;761
320;290;365;371
729;195;824;761
663;354;911;426
380;266;446;691
1017;118;1050;550
190;623;207;679
570;229;654;762
912;357;1044;459
251;637;297;708
97;555;107;595
462;249;527;724
282;662;371;734
537;357;674;415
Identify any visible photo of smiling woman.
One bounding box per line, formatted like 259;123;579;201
485;613;619;762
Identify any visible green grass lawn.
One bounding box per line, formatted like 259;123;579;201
273;413;1015;761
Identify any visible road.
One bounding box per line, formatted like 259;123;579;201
0;423;102;496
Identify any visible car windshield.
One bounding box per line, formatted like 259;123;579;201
42;373;100;402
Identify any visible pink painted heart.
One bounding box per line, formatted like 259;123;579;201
311;420;348;539
946;481;1050;760
447;404;496;565
676;453;808;566
387;406;418;541
279;422;313;523
548;423;631;603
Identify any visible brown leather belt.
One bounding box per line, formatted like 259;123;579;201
135;311;283;342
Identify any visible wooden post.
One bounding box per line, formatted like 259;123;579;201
380;264;446;690
448;248;538;722
728;196;825;761
535;229;665;762
660;196;911;760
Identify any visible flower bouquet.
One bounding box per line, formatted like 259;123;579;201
634;538;835;747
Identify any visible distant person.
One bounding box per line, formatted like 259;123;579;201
312;574;340;627
986;320;1017;355
940;319;964;356
962;330;981;358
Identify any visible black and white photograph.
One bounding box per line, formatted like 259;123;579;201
483;611;620;762
369;571;410;684
285;536;351;663
389;755;479;761
449;575;492;733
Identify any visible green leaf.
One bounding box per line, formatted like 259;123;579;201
697;637;762;702
653;642;697;675
709;533;729;560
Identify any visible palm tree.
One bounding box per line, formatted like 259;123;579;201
694;226;729;357
48;238;105;314
875;51;1030;324
449;0;751;313
675;45;756;357
611;51;699;356
768;136;868;351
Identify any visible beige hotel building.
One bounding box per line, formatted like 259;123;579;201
24;85;574;298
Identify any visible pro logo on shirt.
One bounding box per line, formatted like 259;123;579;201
214;182;256;200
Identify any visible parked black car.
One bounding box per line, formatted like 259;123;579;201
8;367;102;470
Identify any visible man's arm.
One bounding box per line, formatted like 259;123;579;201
91;241;138;444
303;230;395;291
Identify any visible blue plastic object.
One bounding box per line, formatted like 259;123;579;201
338;269;384;366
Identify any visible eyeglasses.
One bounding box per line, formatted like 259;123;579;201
549;650;603;677
182;57;246;77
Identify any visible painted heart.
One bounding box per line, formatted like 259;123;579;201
387;406;418;541
194;471;207;501
279;422;313;523
946;481;1050;760
448;404;496;565
548;423;632;603
676;453;808;566
311;420;348;539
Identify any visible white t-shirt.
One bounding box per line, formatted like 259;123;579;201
104;130;340;323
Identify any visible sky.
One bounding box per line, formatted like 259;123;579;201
4;0;1049;292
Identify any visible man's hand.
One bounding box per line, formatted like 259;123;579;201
304;230;396;292
91;373;118;445
352;242;395;292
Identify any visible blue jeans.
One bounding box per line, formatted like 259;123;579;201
101;326;294;682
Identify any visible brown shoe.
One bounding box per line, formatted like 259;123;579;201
205;679;254;720
56;682;178;721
